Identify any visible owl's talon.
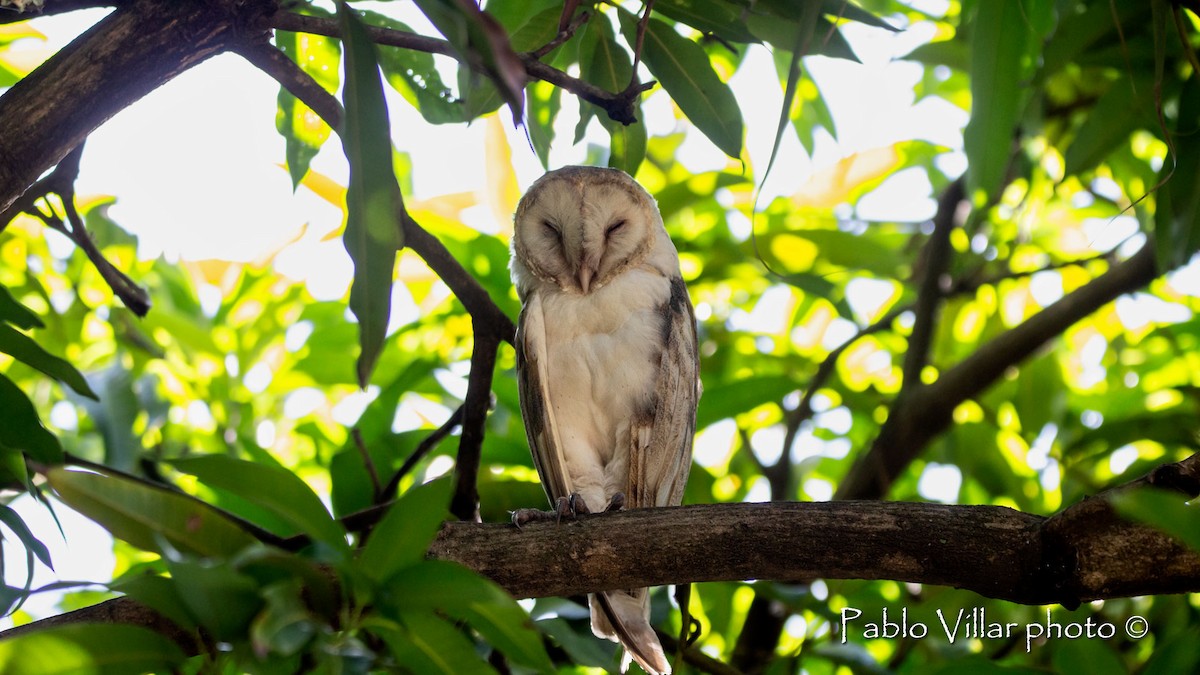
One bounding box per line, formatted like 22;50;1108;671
570;493;592;516
605;492;625;512
555;496;574;524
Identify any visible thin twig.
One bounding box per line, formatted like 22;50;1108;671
234;40;344;129
269;10;646;125
530;8;589;60
10;143;151;315
626;0;655;94
378;404;466;502
901;178;962;388
352;428;383;504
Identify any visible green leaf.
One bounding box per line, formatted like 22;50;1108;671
381;560;554;673
1154;66;1200;271
339;1;405;387
619;13;744;159
655;0;758;43
535;617;619;670
379;613;498;675
525;80;562;169
0;373;63;464
1111;487;1200;552
0;285;42;330
576;13;641;167
365;10;464;125
0;324;97;399
0;504;52;570
818;0;898;33
0;623;186;675
113;573;197;632
412;0;526;118
696;375;797;430
46;466;259;558
359;478;451;583
170;455;348;554
963;0;1032;203
1140;626;1200;674
275;9;340;188
77;365;140;473
166;558;263;642
1051;638;1126;675
251;580;318;658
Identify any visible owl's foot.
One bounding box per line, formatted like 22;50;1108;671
510;494;588;528
511;507;554;528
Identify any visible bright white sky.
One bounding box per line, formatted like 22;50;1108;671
2;1;1197;624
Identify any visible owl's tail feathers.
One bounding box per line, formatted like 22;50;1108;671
591;590;670;675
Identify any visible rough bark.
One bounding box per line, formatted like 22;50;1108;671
5;491;1200;646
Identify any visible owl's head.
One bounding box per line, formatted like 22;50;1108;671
512;166;664;296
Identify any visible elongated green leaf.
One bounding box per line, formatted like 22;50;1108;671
1112;487;1200;552
0;324;96;399
525;80;561;169
360;478;451;582
380;613;497;675
382;560;554;673
655;0;758;43
412;0;526;118
818;0;898;33
0;373;62;464
47;467;258;557
0;504;52;570
963;0;1031;203
0;285;42;330
170;455;347;553
275;10;339;188
619;13;743;159
0;623;186;675
339;2;405;388
364;10;463;125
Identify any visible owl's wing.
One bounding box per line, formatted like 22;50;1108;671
627;276;700;509
516;289;572;504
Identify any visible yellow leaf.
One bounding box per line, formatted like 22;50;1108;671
486;116;520;235
292;164;347;210
794;146;901;209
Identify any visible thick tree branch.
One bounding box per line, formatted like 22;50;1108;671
9;469;1200;644
451;329;500;521
837;242;1159;500
0;0;273;214
0;0;116;24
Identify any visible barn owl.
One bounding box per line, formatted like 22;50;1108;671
510;166;699;675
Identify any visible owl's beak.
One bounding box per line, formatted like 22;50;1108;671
578;265;594;294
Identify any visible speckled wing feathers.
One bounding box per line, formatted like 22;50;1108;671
627;276;699;509
516;291;572;504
